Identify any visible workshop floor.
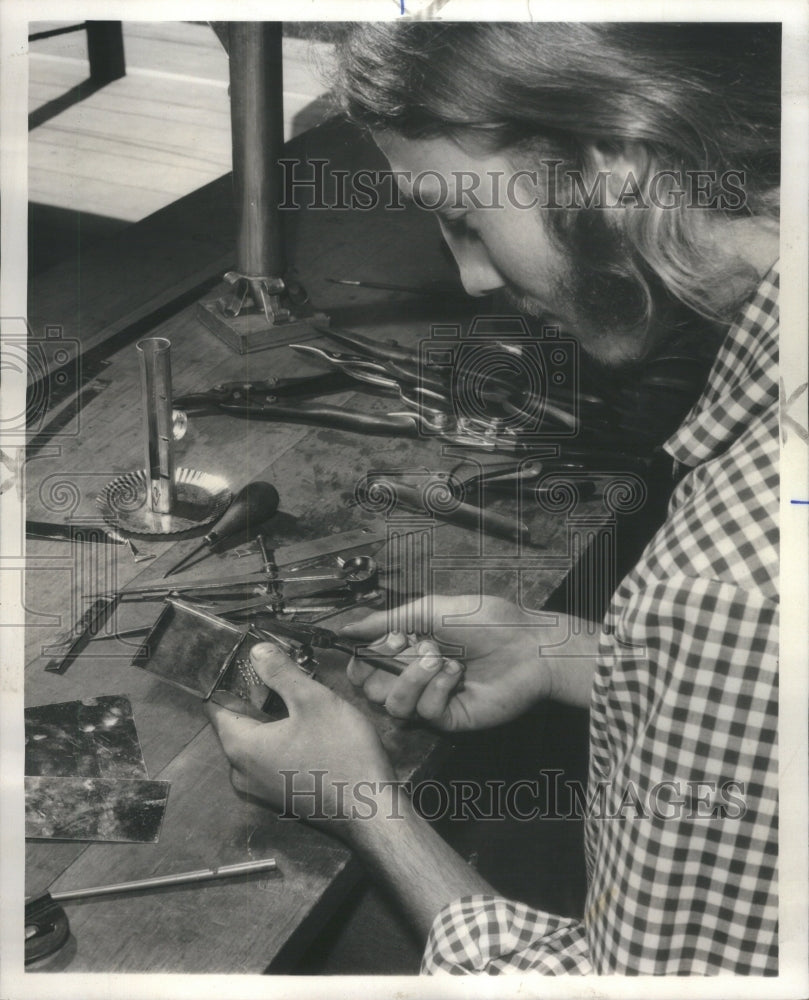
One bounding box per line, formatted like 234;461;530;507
27;21;336;274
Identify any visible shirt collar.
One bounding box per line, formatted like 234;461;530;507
664;263;779;469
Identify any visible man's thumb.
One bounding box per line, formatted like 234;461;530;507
249;642;314;708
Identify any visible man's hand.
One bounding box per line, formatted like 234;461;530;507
205;643;396;826
341;595;596;731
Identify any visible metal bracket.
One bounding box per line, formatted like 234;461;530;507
197;272;327;354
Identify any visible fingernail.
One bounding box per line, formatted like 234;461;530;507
444;660;463;674
370;631;403;650
416;639;439;655
251;642;281;662
418;654;442;672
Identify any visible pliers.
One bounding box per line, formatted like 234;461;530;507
301;323;586;433
252;618;418;678
174;322;712;456
173;373;426;438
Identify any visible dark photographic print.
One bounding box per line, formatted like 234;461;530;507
1;3;807;998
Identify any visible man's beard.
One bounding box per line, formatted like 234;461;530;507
503;211;670;368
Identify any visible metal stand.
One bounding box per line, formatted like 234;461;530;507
197;22;326;354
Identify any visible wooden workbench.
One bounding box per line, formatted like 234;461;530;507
24;118;606;973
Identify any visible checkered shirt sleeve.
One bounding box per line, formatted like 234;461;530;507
422;266;779;976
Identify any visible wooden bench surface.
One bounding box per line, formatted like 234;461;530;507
24;118;600;973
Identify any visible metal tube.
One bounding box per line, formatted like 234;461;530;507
228;21;285;278
47;859;278;902
137;337;175;513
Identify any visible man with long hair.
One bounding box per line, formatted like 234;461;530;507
207;23;780;974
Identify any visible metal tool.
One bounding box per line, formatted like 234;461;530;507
172;371;357;413
356;477;532;546
135;556;382;618
163;481;280;577
254;619;453;679
25;859;278;965
305;326;589;433
25;521;155;563
271;554;379;590
173;328;583;453
43;596;120;674
26;520;126;546
290;343;448;401
455;448;653;500
137;337;176;514
175;380;426;439
97;527;392;596
326;277;468;298
125;538;155;563
217;584;384;620
174;312;712;459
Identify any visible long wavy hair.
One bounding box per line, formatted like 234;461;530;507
333;22;781;328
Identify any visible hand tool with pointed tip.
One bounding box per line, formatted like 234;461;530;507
255;619;463;683
326;276;468;298
163;481;280;578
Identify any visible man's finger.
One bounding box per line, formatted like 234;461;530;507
347;631;409;686
338;598;432;640
383;640;444;719
204;698;261;766
416;658;465;722
362;669;397;704
229;765;250;794
339;608;399;641
248;642;317;710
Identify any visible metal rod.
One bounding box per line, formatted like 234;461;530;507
89;575;267;600
137;337;175;514
28;22;87;42
228;22;285;278
326;277;464;297
46;859;278;903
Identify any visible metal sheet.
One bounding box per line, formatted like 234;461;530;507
25;777;170;843
131;599;245;699
25;695;148;779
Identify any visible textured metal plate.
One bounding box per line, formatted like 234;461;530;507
25;777;170;843
96;467;232;535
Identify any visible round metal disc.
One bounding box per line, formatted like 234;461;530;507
96;468;232;535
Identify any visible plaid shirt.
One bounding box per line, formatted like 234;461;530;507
423;266;779;975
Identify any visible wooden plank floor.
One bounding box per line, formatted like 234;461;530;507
29;21;335;223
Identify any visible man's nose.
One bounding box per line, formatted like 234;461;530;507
439;223;504;298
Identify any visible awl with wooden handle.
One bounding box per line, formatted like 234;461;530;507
163;481;280;577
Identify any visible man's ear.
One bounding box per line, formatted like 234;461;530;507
586;142;650;206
